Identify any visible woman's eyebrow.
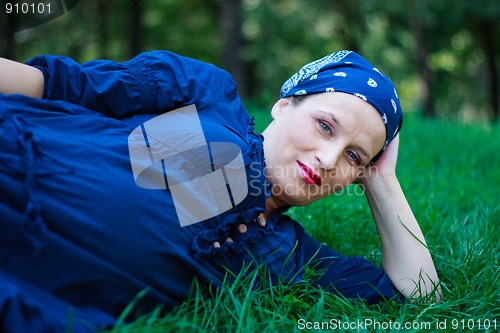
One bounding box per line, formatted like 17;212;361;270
319;110;341;128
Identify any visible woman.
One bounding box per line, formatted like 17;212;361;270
0;50;440;332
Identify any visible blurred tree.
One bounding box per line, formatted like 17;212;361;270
481;21;499;121
328;0;366;52
0;9;15;58
379;0;499;121
409;1;437;118
130;0;143;57
222;0;247;97
242;0;345;102
463;1;500;121
142;0;221;63
97;0;108;58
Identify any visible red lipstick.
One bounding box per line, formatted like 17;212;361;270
297;161;322;186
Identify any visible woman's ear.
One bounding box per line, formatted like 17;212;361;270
270;98;292;120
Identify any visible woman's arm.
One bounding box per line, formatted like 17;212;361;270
358;136;441;301
0;57;44;98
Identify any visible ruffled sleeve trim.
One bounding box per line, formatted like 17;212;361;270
190;119;274;259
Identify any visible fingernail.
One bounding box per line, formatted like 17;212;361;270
257;216;266;227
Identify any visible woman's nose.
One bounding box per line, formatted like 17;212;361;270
316;145;343;171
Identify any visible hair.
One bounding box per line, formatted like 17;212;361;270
289;94;310;105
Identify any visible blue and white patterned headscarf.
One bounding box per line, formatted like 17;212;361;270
280;50;403;161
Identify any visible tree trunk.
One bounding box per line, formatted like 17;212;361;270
222;0;247;97
410;15;436;118
332;0;362;52
481;22;499;121
97;0;110;58
130;0;142;58
1;11;15;58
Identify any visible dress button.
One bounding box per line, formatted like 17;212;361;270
237;224;247;234
226;237;233;243
213;241;221;248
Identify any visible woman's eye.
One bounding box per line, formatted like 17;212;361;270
319;121;331;134
346;150;361;165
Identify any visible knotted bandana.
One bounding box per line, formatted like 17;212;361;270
280;50;403;161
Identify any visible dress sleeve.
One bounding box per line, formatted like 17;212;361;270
26;51;238;118
293;219;405;304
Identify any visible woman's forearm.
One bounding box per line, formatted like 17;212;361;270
0;57;44;98
363;174;441;300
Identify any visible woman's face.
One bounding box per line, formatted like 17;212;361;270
262;92;386;207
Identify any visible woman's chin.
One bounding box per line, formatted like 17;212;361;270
269;182;325;207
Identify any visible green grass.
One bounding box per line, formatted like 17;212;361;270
105;112;500;332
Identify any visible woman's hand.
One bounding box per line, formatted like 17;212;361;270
356;135;399;187
371;135;399;176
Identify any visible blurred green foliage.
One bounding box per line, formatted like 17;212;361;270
0;0;498;121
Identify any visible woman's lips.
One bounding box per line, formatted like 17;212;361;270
297;161;322;186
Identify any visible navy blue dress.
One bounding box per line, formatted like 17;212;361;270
0;51;401;332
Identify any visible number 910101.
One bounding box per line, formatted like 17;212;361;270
6;2;52;14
